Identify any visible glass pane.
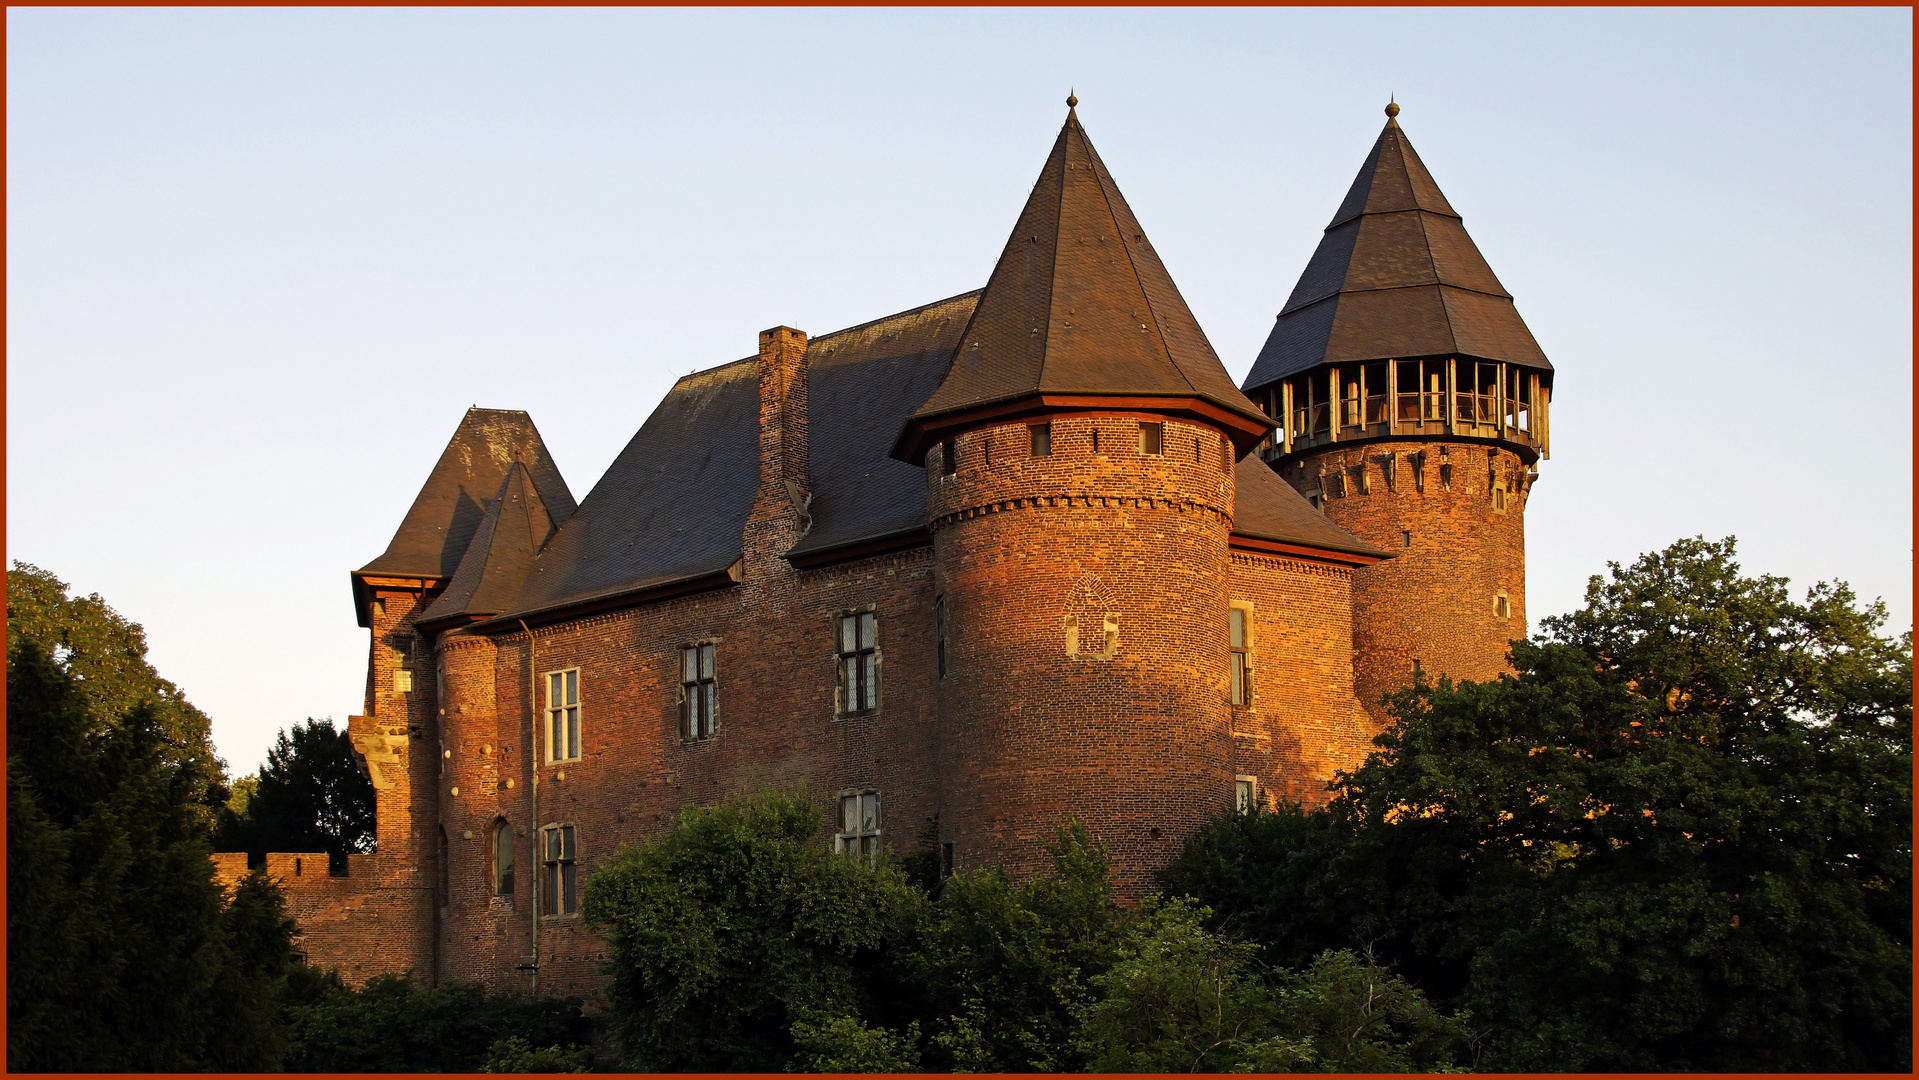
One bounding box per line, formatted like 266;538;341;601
563;863;577;913
859;612;875;649
683;648;696;683
863;654;878;709
844;658;858;708
860;794;878;833
699;644;714;680
689;685;704;734
701;687;714;735
567;710;579;759
565;669;577;705
1231;653;1246;705
562;825;575;860
1229;609;1245;647
840;616;855;653
843;796;857;830
544;865;557;915
549;672;562;704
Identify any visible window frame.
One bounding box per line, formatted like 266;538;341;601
834;789;882;865
1029;422;1051;457
835;610;880;716
539;823;578;917
1138;421;1164;456
544;667;581;763
1228;603;1254;707
1235;775;1260;814
679;642;718;740
491;818;516;900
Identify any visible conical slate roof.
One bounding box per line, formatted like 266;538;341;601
358;408;574;580
1243;107;1550;392
896;103;1270;462
416;461;567;626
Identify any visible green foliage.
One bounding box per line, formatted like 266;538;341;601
582;786;921;1071
482;1035;594;1073
1162;536;1912;1072
218;717;376;867
789;1016;922;1073
6;615;296;1069
282;968;591;1072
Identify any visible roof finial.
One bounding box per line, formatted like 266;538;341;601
1066;89;1078;109
1385;96;1400;119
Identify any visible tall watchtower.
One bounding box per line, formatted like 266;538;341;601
1242;103;1556;726
893;98;1272;893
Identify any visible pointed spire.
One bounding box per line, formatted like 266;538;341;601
1242;109;1550;391
416;460;566;627
895;107;1270;462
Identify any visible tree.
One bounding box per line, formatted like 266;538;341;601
220;718;376;868
1161;536;1912;1071
6;631;296;1070
280;967;592;1072
581;787;922;1071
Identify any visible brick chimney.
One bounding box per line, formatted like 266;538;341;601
757;326;810;517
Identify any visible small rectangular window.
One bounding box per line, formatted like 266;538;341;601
1235;777;1257;814
835;791;881;864
545;669;580;762
1139;422;1163;456
680;644;717;739
941;439;957;475
540;824;577;916
837;612;879;714
1228;608;1252;707
1029;422;1051;456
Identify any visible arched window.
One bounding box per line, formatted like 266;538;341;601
492;818;515;899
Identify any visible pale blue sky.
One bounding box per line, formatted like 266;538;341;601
9;8;1911;776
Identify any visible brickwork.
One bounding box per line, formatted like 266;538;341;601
1283;440;1530;726
928;414;1237;897
1224;552;1377;806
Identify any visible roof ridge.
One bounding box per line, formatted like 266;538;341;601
1031;119;1073;395
814;288;984;344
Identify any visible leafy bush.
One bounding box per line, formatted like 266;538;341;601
282;967;592;1072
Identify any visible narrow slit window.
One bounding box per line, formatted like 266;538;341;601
1139;422;1163;456
934;596;947;679
545;669;580;762
680;644;717;739
941;439;957;475
837;612;879;713
1029;423;1051;457
492;819;515;898
540;824;577;916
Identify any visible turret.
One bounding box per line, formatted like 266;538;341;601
894;98;1272;894
1242;102;1556;725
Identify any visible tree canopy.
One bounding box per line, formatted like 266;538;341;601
219;718;376;868
1161;536;1912;1071
6;564;298;1070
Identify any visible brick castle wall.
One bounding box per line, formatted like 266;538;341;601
1283;440;1530;726
928;414;1237;897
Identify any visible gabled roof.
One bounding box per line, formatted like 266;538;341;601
1231;456;1388;563
479;293;977;626
1243;106;1551;391
897;104;1270;461
357;408;574;580
416;462;567;627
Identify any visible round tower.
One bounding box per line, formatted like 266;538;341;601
1241;103;1556;727
892;99;1272;892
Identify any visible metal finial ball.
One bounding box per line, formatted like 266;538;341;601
1385;100;1400;118
1067;91;1078;108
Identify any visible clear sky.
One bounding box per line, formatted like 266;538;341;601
9;8;1911;778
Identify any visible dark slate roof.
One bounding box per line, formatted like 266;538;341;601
499;357;762;618
416;462;567;625
358;409;574;579
1232;457;1388;559
904;107;1270;446
1243;110;1551;391
789;291;979;561
487;293;979;622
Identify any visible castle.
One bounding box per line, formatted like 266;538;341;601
214;99;1554;997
